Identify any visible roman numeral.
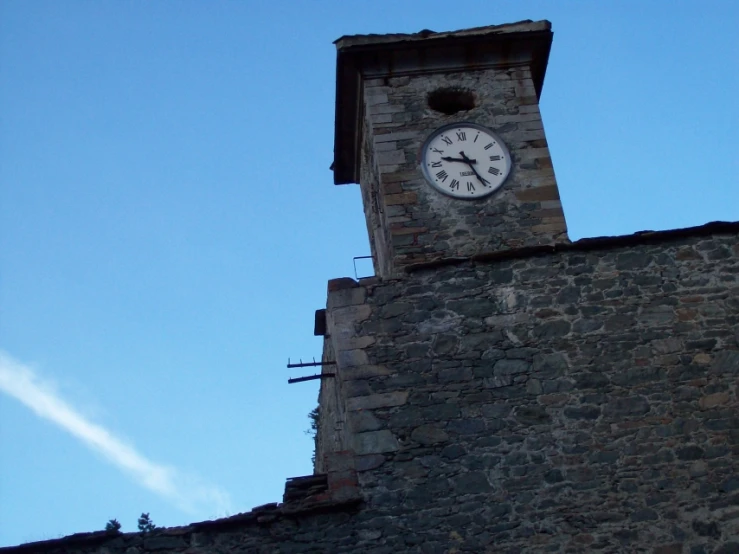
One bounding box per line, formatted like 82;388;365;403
436;170;449;182
441;136;453;145
484;142;495;150
489;155;501;161
431;147;444;154
473;133;479;143
449;179;460;190
456;131;466;141
488;167;500;175
467;181;475;192
431;161;442;168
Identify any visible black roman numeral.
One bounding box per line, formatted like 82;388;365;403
456;131;466;141
450;179;460;190
436;170;449;182
467;181;475;192
489;155;501;161
488;167;500;175
441;136;453;146
431;147;444;154
484;142;495;150
431;161;442;168
473;133;480;143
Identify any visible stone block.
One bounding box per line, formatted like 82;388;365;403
652;337;683;354
532;353;568;378
384;192;417;205
363;78;387;87
324;450;356;473
563;406;601;420
143;537;187;550
368;103;405;115
327;469;358;490
370;113;392;124
349;410;383;432
699;392;729;409
519;104;541;114
514;406;551;425
346;391;408;411
337;348;369;368
327;277;358;292
454;472;492;494
365;92;388;106
327;286;366;309
495;112;541;124
376;149;405;165
374;130;419;143
355;454;386;472
711;350;739;374
342;365;392;380
331;304;372;325
382;170;419;183
341;336;376;350
411;424;449;445
344;379;371;398
353;430;400;455
390;226;427;236
604;396;651;417
494;359;530;375
514;185;561;202
375;140;397;153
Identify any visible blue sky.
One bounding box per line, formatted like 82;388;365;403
1;0;737;546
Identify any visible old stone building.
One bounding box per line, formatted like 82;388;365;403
4;20;738;554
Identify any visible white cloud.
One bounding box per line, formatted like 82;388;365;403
0;350;232;516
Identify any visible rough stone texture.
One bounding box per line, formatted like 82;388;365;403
315;228;739;554
359;64;569;278
12;227;738;554
5;21;739;554
341;21;568;278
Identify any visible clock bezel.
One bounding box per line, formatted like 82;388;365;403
419;122;512;200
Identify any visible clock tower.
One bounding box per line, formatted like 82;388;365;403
333;20;568;278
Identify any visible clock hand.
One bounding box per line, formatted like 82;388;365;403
459;151;490;186
441;155;477;164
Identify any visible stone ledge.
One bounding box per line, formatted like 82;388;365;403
328;277;359;292
403;221;739;273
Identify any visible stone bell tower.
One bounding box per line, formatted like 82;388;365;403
6;18;737;554
333;20;568;278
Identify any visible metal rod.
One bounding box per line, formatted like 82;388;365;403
288;373;336;384
286;358;337;369
352;255;374;280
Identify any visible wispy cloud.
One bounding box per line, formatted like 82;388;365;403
0;350;231;516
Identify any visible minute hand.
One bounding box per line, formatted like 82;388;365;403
459;151;489;186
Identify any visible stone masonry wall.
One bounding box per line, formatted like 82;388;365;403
360;66;568;277
360;105;393;279
5;226;738;554
316;226;739;553
314;328;342;473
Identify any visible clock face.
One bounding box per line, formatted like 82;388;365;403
420;123;512;199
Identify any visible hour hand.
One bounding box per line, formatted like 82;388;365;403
441;156;476;164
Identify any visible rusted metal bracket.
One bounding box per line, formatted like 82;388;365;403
288;373;336;385
352;255;374;280
287;358;336;369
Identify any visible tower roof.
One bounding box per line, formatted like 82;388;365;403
334;19;550;49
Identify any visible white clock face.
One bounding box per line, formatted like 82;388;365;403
421;123;512;199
